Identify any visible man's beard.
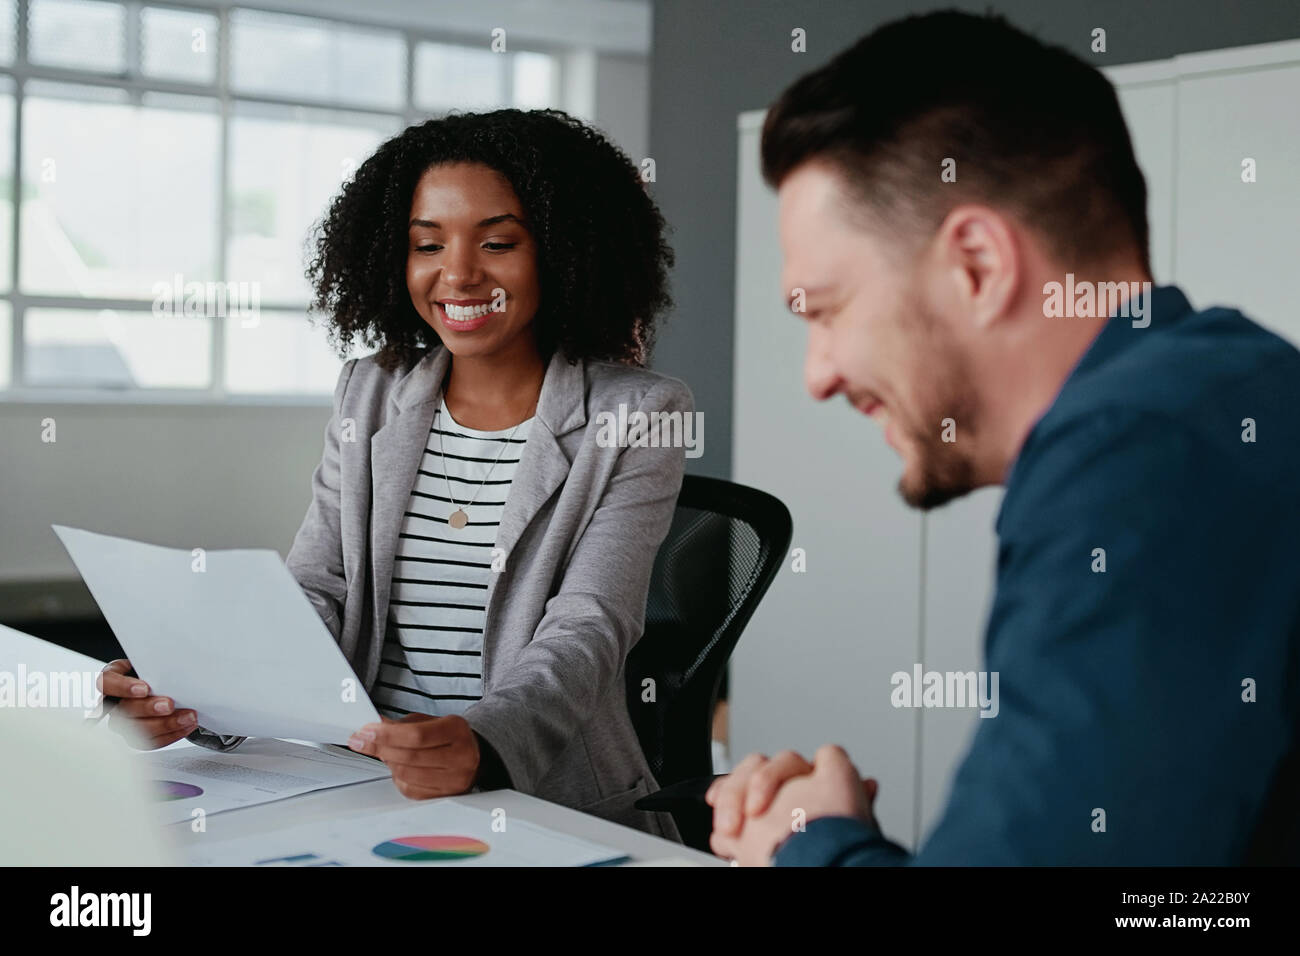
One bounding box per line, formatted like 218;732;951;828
892;305;981;511
896;413;979;510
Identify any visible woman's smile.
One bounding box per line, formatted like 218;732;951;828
436;298;498;333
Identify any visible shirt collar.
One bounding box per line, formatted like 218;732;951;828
995;283;1192;531
391;345;587;438
1066;283;1193;382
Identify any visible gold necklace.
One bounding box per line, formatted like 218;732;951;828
436;403;530;530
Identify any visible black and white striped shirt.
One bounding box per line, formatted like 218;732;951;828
371;397;532;719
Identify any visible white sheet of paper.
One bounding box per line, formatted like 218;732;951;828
141;737;389;824
52;524;379;742
0;623;105;719
185;799;629;867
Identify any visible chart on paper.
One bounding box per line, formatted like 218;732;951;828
141;737;388;824
184;799;629;867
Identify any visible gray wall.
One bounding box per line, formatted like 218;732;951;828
647;0;1300;479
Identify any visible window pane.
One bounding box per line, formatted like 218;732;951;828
21;83;220;298
225;310;366;395
228;104;396;304
414;42;506;112
0;0;15;65
0;301;10;387
29;0;126;73
513;52;558;109
141;5;218;84
0;79;12;293
231;9;404;110
24;307;211;388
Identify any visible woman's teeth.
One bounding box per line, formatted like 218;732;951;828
442;303;493;321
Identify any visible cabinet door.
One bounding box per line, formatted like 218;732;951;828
1173;45;1300;346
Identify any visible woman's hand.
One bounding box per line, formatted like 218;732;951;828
97;659;198;749
347;714;481;799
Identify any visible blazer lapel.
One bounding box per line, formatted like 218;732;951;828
367;347;451;684
481;349;588;622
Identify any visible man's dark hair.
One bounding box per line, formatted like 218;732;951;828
761;10;1150;274
308;108;673;372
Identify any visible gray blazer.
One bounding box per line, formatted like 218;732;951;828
284;344;691;840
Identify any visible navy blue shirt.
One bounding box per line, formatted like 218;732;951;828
774;285;1300;865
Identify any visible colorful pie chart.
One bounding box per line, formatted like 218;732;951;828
154;780;203;801
372;835;490;862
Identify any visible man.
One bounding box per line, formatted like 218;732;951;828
709;10;1300;865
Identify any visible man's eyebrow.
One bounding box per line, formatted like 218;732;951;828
408;213;527;229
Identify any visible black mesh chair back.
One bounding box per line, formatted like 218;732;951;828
625;475;792;847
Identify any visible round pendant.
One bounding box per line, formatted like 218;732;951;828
448;509;469;529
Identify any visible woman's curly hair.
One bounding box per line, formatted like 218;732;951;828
306;108;673;372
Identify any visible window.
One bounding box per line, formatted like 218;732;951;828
0;0;15;65
28;0;125;73
227;102;398;305
141;6;219;84
21;83;221;298
224;309;348;395
415;41;505;112
0;1;565;399
230;9;406;111
25;305;211;388
514;51;559;109
0;75;12;293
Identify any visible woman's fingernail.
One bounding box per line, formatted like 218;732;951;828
153;699;172;714
347;735;366;750
179;712;196;725
131;683;148;697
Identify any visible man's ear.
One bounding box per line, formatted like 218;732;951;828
934;204;1020;329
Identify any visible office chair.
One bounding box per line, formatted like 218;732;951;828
626;475;793;852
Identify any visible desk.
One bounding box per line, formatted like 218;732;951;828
2;624;722;866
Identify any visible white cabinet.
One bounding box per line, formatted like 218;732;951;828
1172;45;1300;346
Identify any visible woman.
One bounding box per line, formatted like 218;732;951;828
100;109;691;839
